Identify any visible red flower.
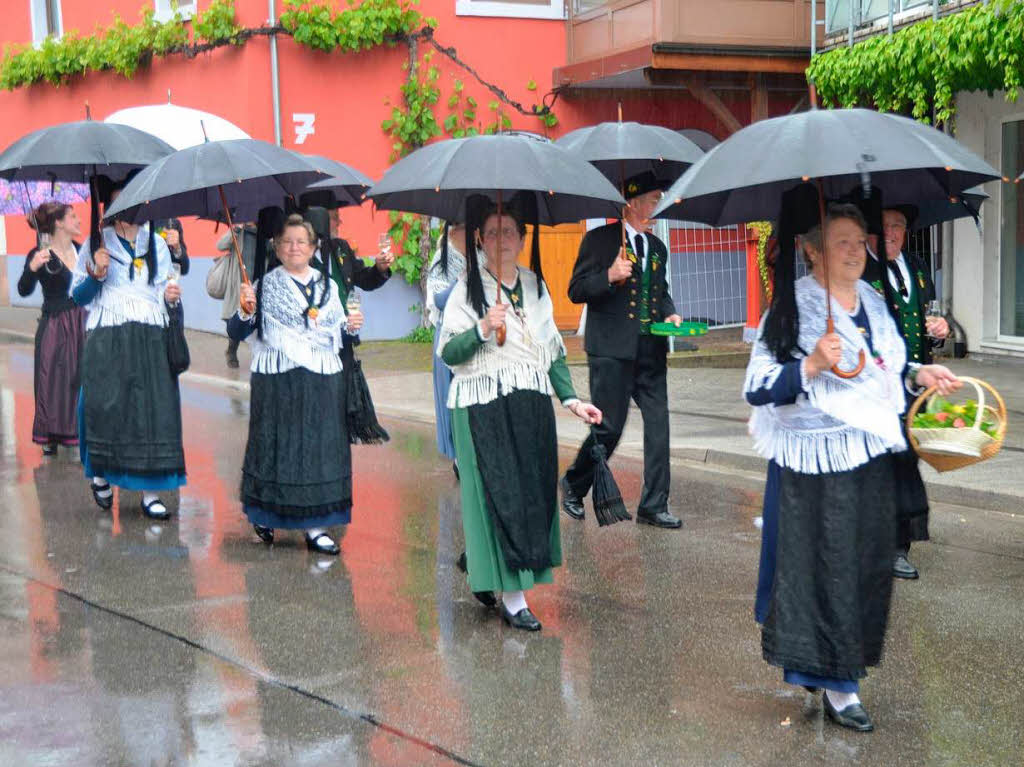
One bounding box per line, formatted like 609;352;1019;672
953;417;966;428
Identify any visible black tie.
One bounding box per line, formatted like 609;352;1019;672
887;260;908;298
634;233;645;271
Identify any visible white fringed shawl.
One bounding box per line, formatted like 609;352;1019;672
247;267;347;375
439;266;566;408
744;276;907;474
72;225;172;331
425;242;466;326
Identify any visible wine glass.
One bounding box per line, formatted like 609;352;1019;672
346;287;361;314
377;232;392;258
167;263;182;306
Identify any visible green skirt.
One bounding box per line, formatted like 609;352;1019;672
452;405;561;593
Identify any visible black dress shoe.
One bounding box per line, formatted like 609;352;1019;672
91;480;113;510
500;603;541;631
42;443;58;456
455;551;497;607
823;695;874;732
140;498;171;520
453;462;460;481
253;524;274;545
893;552;919;580
636;510;682;529
559;476;585;521
305;532;340;555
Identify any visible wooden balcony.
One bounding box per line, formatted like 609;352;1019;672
557;0;823;89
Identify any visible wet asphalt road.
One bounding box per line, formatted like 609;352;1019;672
0;342;1022;766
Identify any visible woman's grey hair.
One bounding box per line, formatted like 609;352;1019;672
275;213;316;246
798;203;867;263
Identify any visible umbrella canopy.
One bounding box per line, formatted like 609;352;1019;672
104;102;250;150
554;121;704;186
366;134;625;223
653;109;1001;225
103;139;327;223
897;185;988;230
300;154;375;208
0;178;89;215
0;120;174;183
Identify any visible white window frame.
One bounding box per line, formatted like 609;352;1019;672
29;0;63;44
154;0;197;23
455;0;565;21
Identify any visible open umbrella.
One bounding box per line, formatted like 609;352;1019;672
104;100;250;150
653;102;1001;377
368;133;629;524
103;138;327;310
0;113;175;251
891;185;988;231
0;178;89;215
299;154;375;209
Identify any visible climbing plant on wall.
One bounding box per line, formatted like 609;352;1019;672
807;0;1024;125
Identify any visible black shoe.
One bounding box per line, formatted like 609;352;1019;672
455;551;497;606
453;462;460;481
803;685;820;694
141;498;171;520
305;532;340;555
42;443;58;456
225;350;239;369
501;603;541;631
560;475;585;521
893;552;919;580
253;524;274;545
636;510;682;529
91;480;113;510
823;694;874;732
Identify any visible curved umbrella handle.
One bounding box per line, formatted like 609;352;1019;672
831;351;866;379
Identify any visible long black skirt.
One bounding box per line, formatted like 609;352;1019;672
33;304;85;445
242;367;352;529
80;322;185;480
762;454;897;681
467;389;558;572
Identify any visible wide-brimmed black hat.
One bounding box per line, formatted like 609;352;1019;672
623;170;669;200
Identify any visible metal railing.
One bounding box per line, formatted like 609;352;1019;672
823;0;957;43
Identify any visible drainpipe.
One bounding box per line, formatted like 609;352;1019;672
848;0;854;47
269;0;282;146
888;0;894;36
811;0;816;56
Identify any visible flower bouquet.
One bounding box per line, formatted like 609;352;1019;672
906;377;1007;472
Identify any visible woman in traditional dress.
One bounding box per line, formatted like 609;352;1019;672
745;194;959;731
425;219;467;470
439;198;601;631
72;175;186;520
18;202;86;455
230;214;350;556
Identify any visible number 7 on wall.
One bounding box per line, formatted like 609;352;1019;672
293;113;316;145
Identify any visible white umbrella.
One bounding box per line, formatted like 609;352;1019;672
104;100;249;151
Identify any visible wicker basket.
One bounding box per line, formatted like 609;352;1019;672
906;376;1007;473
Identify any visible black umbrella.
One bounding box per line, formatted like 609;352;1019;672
554;117;704;185
0;114;175;251
103;138;327;310
300;154;375;209
894;185;988;230
653;103;1001;378
653;108;1001;227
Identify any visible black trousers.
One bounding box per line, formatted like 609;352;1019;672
565;335;670;516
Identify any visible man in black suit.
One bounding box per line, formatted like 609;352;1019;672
561;172;684;529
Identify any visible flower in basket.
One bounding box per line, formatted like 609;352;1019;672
912;396;998;438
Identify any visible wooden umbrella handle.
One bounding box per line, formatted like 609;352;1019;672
827;316;866;378
216;185;255;313
495;191;507;347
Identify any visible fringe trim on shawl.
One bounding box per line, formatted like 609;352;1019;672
85;285;167;331
447;359;555;409
249;313;343;376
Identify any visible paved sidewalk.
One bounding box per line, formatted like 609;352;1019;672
3;305;1021;513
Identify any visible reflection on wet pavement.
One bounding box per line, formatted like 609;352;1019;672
0;343;1022;766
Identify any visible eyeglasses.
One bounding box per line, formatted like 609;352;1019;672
482;226;519;241
278;238;311;249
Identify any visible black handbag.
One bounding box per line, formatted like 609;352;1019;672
166;303;191;376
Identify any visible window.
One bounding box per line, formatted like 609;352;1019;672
29;0;62;44
1000;120;1024;338
455;0;565;21
154;0;197;22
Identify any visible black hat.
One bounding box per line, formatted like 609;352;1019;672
623;171;669;200
837;185;883;238
883;204;918;229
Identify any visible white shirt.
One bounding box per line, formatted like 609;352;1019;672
623;220;649;272
868;247;913;305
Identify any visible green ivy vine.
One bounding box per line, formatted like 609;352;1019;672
808;0;1024;125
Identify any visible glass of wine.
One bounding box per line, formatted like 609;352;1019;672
377;232;392;258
